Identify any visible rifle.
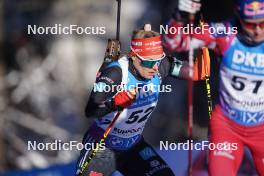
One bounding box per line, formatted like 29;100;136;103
99;0;121;71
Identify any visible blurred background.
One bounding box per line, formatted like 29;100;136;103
0;0;257;175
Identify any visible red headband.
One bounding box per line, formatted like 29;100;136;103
131;35;164;57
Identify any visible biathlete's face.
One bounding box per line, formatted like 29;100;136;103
133;54;164;79
240;18;264;43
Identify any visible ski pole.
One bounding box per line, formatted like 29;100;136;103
187;17;194;176
78;109;123;176
79;88;136;175
202;47;212;119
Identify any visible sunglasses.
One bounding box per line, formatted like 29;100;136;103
137;53;165;68
241;20;264;29
140;59;162;68
130;47;165;68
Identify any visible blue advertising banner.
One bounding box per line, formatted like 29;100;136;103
0;162;75;176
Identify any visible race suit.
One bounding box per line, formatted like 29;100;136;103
76;55;183;176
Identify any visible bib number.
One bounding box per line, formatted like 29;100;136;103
125;106;155;124
231;75;263;94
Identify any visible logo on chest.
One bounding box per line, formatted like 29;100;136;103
134;86;158;107
232;50;264;68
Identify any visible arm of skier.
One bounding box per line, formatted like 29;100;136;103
163;0;211;51
159;54;210;81
85;66;136;118
163;0;235;55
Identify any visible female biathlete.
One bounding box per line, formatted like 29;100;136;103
75;24;208;176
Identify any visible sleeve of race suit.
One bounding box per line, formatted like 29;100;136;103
163;18;236;56
159;56;189;79
85;66;122;118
